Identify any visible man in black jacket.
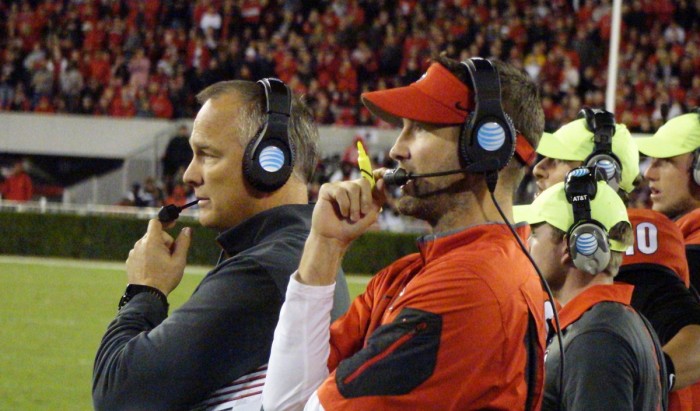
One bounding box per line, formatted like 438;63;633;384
517;171;666;411
93;79;349;411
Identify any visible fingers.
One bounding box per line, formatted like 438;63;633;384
162;232;174;249
322;178;376;222
140;219;175;250
374;178;388;205
373;167;389;181
161;220;177;230
147;219;162;236
172;227;192;260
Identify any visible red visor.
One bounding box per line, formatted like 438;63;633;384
361;63;471;126
361;62;536;166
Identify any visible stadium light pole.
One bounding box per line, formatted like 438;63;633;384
605;0;622;112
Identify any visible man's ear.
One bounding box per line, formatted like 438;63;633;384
560;238;573;266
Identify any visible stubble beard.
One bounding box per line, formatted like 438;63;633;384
396;195;440;225
395;178;468;226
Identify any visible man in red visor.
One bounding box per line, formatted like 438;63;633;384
262;55;547;410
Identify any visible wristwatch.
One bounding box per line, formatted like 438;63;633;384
663;351;676;391
118;284;169;311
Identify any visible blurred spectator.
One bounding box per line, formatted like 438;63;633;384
128;48;150;89
121;182;151;207
148;83;174;119
60;61;84;111
0;71;13;109
164;182;188;208
161;124;193;185
135;94;154;117
121;176;163;207
199;4;222;33
30;58;53;106
1;160;33;201
143;176;165;206
328;160;359;183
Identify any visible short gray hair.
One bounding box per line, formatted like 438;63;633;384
196;80;320;184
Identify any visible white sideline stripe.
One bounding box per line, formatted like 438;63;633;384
0;255;371;284
0;255;211;275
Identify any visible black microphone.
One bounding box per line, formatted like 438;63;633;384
383;158;500;186
158;199;199;223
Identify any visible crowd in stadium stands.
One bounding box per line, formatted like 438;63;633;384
0;0;698;231
0;0;698;132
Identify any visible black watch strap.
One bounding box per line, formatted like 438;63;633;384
118;284;169;311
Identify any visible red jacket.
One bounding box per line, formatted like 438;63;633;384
318;224;547;410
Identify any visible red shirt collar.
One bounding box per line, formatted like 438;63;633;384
558;283;634;330
417;223;513;262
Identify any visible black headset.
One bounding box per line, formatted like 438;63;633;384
242;78;295;192
451;58;563;410
692;147;700;187
458;58;516;176
564;166;612;275
689;107;700;186
578;107;623;192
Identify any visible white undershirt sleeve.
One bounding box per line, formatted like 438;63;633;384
261;272;333;411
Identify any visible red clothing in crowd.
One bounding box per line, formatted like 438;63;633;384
150;91;174;119
2;170;33;201
89;54;112;84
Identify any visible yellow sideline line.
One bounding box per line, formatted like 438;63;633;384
0;255;370;284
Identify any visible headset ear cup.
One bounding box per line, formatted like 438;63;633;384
461;119;515;171
585;154;622;192
568;222;611;275
242;128;294;192
693;149;700;186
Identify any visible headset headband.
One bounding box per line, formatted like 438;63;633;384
581;107;615;154
565;167;600;224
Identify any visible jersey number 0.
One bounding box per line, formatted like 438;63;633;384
625;222;659;256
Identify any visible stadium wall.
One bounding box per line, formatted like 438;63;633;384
0;113;400;159
1;113;401;204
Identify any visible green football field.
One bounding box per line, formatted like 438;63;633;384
0;256;370;410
